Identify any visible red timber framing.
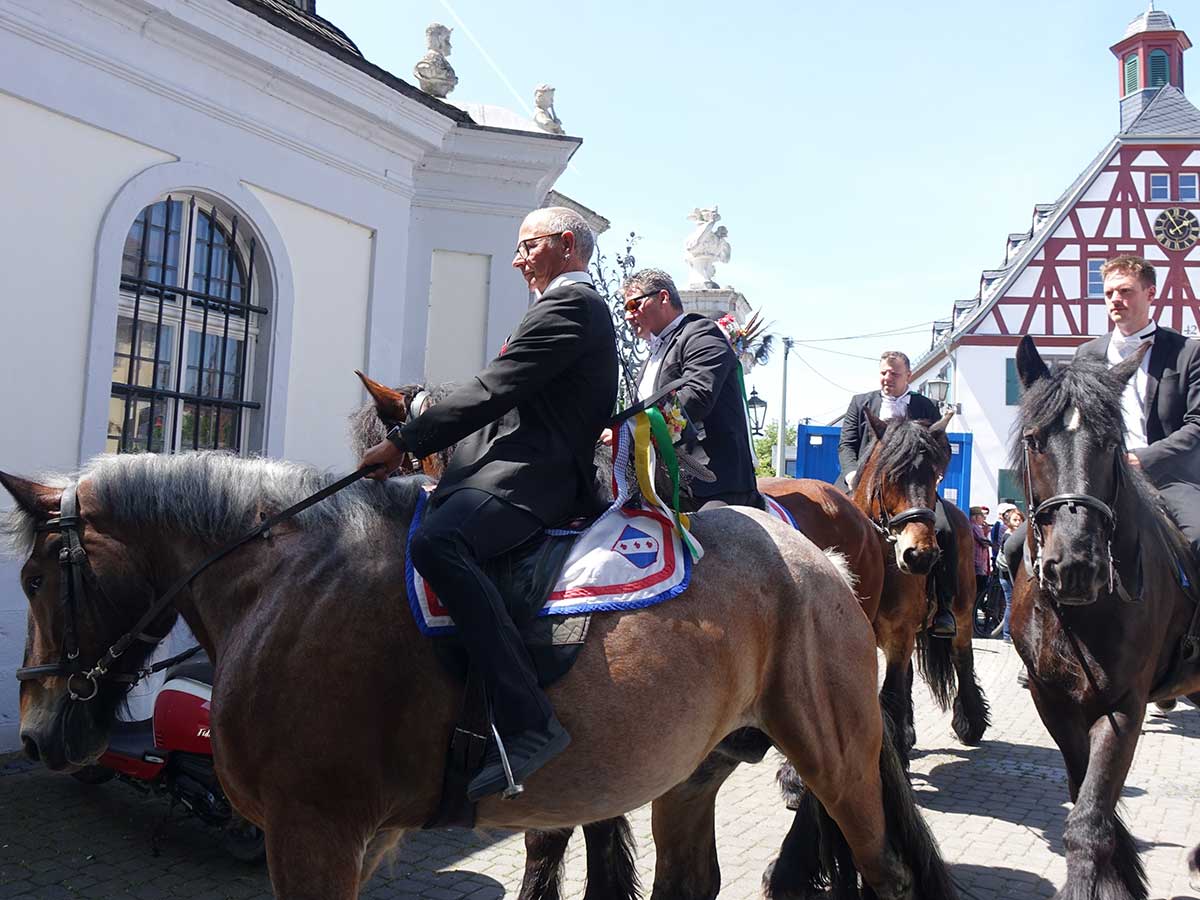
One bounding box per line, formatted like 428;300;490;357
975;144;1200;341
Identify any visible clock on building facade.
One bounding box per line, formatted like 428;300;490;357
1153;207;1200;251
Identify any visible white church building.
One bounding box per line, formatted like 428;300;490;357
912;6;1200;511
0;0;585;750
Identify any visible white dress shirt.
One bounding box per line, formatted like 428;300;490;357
1106;321;1157;450
542;270;593;295
880;391;912;420
637;313;687;400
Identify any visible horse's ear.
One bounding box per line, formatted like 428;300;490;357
356;370;408;425
864;405;887;440
1015;335;1051;390
0;472;61;520
1109;342;1151;386
929;411;954;435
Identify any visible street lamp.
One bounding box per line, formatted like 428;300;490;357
747;387;767;435
925;376;959;415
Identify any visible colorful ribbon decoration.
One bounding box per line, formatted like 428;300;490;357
632;409;703;562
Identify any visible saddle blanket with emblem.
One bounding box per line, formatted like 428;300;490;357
762;494;798;530
405;488;693;637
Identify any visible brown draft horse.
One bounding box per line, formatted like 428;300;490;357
351;382;975;900
0;451;958;900
1010;335;1200;900
849;410;991;763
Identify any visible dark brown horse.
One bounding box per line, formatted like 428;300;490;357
1011;335;1200;900
848;410;990;761
1;448;958;900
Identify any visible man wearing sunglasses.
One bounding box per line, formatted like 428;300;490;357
359;207;617;800
622;268;758;511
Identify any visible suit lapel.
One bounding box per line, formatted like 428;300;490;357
653;319;691;389
1145;330;1173;432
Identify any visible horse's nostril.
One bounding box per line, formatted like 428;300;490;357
21;735;40;762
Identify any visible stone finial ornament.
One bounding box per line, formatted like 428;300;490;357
533;83;564;135
683;207;731;289
413;23;458;98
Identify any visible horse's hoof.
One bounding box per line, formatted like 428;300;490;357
1152;698;1177;715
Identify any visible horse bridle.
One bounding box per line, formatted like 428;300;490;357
16;468;378;703
383;389;431;476
865;476;937;545
1021;436;1124;596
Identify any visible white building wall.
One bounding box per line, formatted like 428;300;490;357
247;186;374;470
947;345;1022;510
426;250;492;385
0;0;577;750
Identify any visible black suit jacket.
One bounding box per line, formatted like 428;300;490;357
401;280;618;525
1074;325;1200;486
837;390;941;491
639;313;757;499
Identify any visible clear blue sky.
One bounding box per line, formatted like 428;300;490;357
324;0;1195;426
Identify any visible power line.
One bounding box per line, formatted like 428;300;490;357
789;343;880;361
795;320;934;342
788;348;856;394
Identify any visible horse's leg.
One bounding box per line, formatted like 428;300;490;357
1055;702;1149;900
649;753;740;900
263;817;365;900
520;828;574;900
878;634;916;764
948;624;990;745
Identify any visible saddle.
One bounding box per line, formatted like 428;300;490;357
424;525;591;830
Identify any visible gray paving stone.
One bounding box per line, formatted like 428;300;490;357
0;642;1197;898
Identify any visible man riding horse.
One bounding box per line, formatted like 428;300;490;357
839;350;960;637
359;207;616;801
619;267;760;510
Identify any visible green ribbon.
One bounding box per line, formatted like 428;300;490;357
645;406;700;560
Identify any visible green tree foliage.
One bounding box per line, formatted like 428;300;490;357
754;422;797;477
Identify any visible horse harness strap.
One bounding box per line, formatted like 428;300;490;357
865;478;935;545
17;466;381;701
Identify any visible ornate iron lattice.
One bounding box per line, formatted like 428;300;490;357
590;232;646;410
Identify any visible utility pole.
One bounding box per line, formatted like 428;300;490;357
775;337;793;477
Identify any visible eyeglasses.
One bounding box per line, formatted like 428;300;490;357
514;232;563;260
623;290;661;312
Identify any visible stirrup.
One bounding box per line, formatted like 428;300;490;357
489;720;525;800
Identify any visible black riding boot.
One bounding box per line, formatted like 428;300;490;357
930;498;958;638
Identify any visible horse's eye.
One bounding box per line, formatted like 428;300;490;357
24;575;43;595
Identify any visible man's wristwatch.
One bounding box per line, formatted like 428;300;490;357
385;425;407;452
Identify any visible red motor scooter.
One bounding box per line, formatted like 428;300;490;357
71;649;265;862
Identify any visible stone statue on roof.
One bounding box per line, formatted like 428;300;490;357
533;84;564;135
413;23;458;99
683;207;731;289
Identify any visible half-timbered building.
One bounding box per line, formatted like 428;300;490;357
912;6;1199;510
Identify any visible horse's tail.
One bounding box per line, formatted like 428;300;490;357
823;548;859;595
916;619;957;711
765;707;957;900
582;818;641;900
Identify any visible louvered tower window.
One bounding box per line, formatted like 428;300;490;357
1149;50;1170;87
1125;53;1140;95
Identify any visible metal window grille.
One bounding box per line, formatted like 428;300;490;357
110;195;267;454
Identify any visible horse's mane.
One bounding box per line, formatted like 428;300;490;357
3;454;428;556
1011;355;1197;581
870;417;951;484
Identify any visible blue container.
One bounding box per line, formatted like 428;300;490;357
789;425;972;513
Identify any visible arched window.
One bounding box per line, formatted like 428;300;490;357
1125;53;1140;95
1149;49;1170;88
110;195;267;454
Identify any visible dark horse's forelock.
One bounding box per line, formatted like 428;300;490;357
873;418;950;485
4;454;427;556
1009;356;1127;475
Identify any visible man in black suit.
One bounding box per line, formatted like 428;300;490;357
1075;255;1200;556
622;268;758;510
838;351;959;637
360;207;617;800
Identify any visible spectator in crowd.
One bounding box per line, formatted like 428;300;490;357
991;503;1024;641
969;506;992;603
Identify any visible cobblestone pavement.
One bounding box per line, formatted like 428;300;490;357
2;640;1198;899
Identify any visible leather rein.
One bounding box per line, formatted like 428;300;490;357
16;467;380;702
